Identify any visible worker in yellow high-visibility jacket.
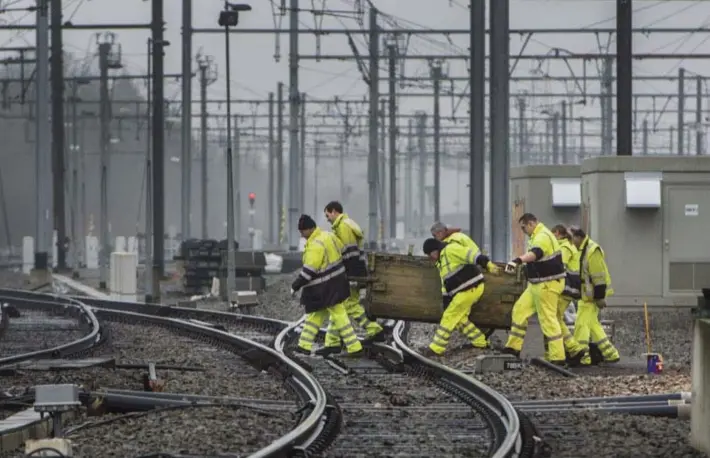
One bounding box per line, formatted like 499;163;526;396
421;237;500;357
502;213;568;366
550;224;587;366
291;214;363;357
318;201;384;356
570;228;620;365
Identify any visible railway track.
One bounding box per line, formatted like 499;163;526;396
1;285;539;457
0;288;327;457
273;318;538;457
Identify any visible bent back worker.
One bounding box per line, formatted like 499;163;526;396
502;213;568;366
320;202;384;356
421;237;500;357
550;224;587;366
290;214;363;357
431;221;476;249
569;228;620;365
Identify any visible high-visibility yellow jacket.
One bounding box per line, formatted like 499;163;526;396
291;227;350;312
559;238;581;299
331;213;367;277
525;223;565;286
443;231;477;250
436;242;491;308
578;236;613;301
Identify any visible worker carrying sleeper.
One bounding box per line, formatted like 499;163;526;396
421;236;501;357
502;213;581;366
569;227;620;365
290;214;363;358
319;201;385;356
550;224;588;366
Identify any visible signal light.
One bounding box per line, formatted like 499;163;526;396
248;192;256;206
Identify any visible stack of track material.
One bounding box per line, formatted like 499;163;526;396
218;247;267;295
176;239;223;296
354;252;526;331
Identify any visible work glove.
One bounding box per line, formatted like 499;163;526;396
486;262;501;276
349;281;359;289
595;298;607;310
505;258;522;274
290;288;296;297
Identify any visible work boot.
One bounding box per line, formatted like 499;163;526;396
549;359;568;368
364;330;387;343
341;348;364;358
420;347;442;359
293;347;311;356
603;356;621;364
566;349;586;367
501;347;521;359
587;343;604;365
314;346;342;357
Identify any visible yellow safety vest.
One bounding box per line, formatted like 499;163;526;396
296;227;350;312
443;231;477;250
331;213;367;277
579;236;613;300
559;238;581;299
525;223;565;284
436;242;485;297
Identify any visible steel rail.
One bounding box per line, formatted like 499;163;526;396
0;290;328;458
391;320;527;458
0;293;100;367
272;318;534;457
0;288;290;336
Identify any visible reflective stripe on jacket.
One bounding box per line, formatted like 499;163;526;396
295;227;350;312
579;236;614;300
559;238;582;299
524;223;566;284
436;242;486;297
331;213;367;277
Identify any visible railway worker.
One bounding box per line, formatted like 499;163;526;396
569;227;620;365
430;221;476;250
502;213;568;366
550;224;587;366
420;237;500;357
319;201;385;356
290;214;364;358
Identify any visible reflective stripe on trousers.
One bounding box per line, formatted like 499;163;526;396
504;282;566;362
297;300;364;353
324;288;383;347
574;299;620;364
429;284;487;354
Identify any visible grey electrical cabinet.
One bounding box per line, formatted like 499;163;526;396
581;156;710;307
510;165;581;222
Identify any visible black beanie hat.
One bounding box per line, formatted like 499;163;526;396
298;214;317;230
422;238;445;255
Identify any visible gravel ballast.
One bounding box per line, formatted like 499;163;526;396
406;307;699;458
2;318;298;457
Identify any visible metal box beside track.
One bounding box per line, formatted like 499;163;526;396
357;252;526;329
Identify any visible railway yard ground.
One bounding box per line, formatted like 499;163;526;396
0;270;705;457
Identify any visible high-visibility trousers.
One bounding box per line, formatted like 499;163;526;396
298;300;363;354
504;280;566;362
574;299;620;364
556;295;586;356
429;284;488;355
324;287;383;348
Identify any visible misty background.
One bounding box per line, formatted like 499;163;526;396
0;0;707;251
